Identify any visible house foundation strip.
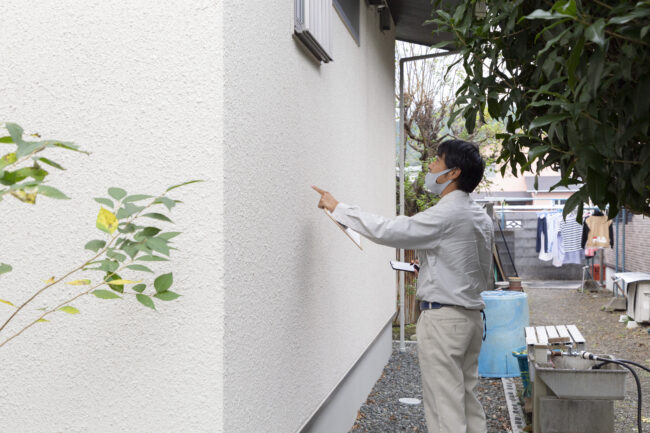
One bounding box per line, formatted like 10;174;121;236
296;313;395;433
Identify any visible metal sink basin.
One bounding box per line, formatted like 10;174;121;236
533;355;627;400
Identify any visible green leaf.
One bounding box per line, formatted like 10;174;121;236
105;273;124;293
92;290;122;299
37;185;69;200
154;196;177;211
118;222;138;234
567;36;584;90
136;294;156;310
136;255;169;262
585;19;606;48
157;232;181;241
116;203;144;219
123;194;153;203
5;123;24;145
34;157;65;170
37;318;49;323
588;49;605;97
94;197;114;208
16;141;44;159
134;227;161;241
154;291;181;301
529;113;570;129
563;187;586;219
154;272;173;293
165;179;204;192
88;259;119;273
106;250;127;262
551;0;576;17
59;306;80;315
132;283;146;293
609;9;647;25
0;263;12;275
84;239;106;253
527;145;551;162
108;187;127;201
430;40;454;50
142;213;173;223
126;264;154;273
146;237;170;256
52;141;85;154
642;24;650;39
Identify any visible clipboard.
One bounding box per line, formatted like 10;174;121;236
324;209;363;250
390;260;418;273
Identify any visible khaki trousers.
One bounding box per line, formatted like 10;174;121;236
416;306;487;433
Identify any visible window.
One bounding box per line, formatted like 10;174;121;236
294;0;333;63
333;0;360;45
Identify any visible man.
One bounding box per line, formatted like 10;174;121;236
312;139;493;433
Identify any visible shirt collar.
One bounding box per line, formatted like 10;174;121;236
438;189;469;203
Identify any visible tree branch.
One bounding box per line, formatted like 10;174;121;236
0;192;165;336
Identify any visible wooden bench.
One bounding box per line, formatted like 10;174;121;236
525;325;586;362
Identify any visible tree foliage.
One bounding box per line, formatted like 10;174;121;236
0;122;201;348
432;0;650;220
0;122;88;203
397;43;502;216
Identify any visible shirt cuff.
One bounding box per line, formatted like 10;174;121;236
331;202;352;222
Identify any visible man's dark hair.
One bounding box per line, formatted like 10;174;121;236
436;139;485;193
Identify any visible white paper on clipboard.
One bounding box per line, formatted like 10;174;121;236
390;260;416;272
324;209;363;250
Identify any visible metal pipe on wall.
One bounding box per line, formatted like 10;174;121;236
398;50;456;353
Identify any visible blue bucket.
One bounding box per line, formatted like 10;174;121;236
478;291;529;378
512;346;531;397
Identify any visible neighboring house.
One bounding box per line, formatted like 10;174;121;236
2;1;443;433
473;165;581;207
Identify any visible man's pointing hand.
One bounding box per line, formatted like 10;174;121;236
311;185;339;213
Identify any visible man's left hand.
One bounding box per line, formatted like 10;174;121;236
311;185;339;212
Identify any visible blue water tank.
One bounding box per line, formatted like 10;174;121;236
478;291;529;378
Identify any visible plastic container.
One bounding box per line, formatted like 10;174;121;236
512;346;531;397
478;291;529;377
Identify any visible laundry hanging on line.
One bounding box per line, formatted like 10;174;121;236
536;210;585;267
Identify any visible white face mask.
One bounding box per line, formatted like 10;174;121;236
424;168;454;196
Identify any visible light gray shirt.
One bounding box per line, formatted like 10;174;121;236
332;190;494;310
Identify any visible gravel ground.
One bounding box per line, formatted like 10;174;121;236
349;342;513;433
351;285;649;433
526;286;650;433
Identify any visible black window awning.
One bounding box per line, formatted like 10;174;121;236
387;0;460;47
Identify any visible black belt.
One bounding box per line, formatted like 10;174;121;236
419;301;487;342
419;301;457;310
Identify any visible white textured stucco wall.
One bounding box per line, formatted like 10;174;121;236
224;2;396;432
0;2;223;432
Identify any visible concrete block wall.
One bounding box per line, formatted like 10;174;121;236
495;212;583;280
